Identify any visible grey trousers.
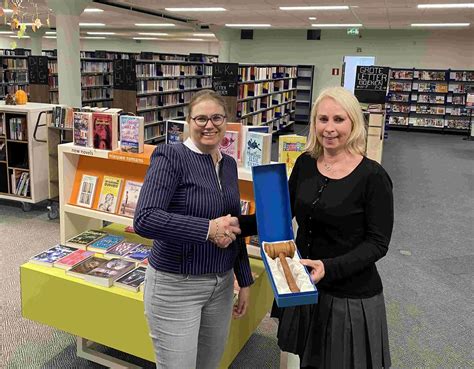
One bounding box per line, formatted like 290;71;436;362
144;266;234;369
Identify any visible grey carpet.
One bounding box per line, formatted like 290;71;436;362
1;129;473;368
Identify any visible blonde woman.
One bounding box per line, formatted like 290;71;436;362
240;86;393;368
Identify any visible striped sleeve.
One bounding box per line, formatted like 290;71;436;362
133;145;209;244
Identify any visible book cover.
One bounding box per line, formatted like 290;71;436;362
76;174;98;208
65;229;108;249
104;241;141;259
243;132;272;169
54;249;94;270
114;266;147;292
219;131;239;162
120;115;144;154
226;122;243;160
92;112;118;150
278;135;307;177
66;256;107;279
97;176;123;213
85;259;136;287
88;234;124;253
30;245;78;267
124;244;152;262
73;112;93;147
118;180;143;218
165;120;189;145
0;138;5;161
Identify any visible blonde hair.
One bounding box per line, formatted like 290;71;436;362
305;86;366;158
186;89;229;122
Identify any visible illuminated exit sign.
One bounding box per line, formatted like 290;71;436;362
347;28;360;35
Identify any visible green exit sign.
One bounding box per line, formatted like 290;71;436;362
347;28;360;35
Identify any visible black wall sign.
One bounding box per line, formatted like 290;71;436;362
212;62;239;97
354;66;390;104
28;56;49;85
113;59;136;91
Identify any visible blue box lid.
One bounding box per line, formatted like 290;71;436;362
252;163;294;243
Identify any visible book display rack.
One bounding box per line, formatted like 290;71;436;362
1;51;30;99
20;141;272;368
386;68;473;134
0;102;54;210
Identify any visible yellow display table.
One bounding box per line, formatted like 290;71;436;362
21;257;272;368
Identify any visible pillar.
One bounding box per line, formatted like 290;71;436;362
29;28;46;55
46;0;92;106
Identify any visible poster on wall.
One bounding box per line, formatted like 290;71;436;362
354;66;390;104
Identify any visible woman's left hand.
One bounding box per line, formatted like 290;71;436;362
299;259;325;283
233;286;250;319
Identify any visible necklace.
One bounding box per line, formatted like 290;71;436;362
323;161;333;171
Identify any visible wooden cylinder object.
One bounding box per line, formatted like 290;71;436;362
264;241;300;293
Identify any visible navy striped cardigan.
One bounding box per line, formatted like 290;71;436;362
134;143;254;288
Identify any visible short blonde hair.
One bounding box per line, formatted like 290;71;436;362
186;89;229;122
305;86;367;158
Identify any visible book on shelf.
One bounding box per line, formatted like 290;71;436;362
278;135;307;177
12;171;30;197
165;119;189;145
113;266;147;292
240;199;251;215
9;117;27;141
243;131;272;169
240;125;271;161
118;180;143;218
104;241;141;259
0;138;5;161
219;130;239;162
92;112;118;150
97;175;123;213
65;229;108;249
226;122;243;160
76;174;98;208
52;106;75;129
123;244;152;263
66;256;107;279
87;234;124;254
54;249;95;270
119;115;144;154
85;258;136;287
73;112;93;147
0;115;5;136
30;245;78;267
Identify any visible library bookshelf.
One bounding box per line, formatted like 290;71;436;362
295;65;315;123
21;142;272;368
0;102;54;209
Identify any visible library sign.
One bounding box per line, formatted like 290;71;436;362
354;66;389;104
212;62;239;97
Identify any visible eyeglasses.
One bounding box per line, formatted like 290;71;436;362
312;177;329;206
191;114;226;127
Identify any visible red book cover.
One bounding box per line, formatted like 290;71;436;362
92;113;117;150
54;249;94;270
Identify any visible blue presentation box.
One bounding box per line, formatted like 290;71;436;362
252;163;318;308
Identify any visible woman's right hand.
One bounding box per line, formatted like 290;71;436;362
209;214;241;248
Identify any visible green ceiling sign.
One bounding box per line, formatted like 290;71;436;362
347;28;360;35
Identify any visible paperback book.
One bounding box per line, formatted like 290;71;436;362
97;176;123;213
54;249;94;270
219;131;239;162
124;244;152;263
278;135;307;177
118;180;143;218
165;119;189;145
113;266;147;292
92;112;118;150
104;241;141;259
66;257;107;279
120;115;144;154
85;258;136;287
243;131;272;169
65;229;108;249
73;112;93;147
30;245;78;267
87;234;124;253
76;174;98;208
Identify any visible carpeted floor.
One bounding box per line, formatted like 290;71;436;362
1;128;473;368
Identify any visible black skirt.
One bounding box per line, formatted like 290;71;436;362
271;291;391;368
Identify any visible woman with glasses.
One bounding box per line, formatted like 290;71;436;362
134;90;253;369
240;86;393;368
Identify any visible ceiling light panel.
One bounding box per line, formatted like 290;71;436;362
164;7;226;12
135;23;175;27
84;8;104;13
417;3;474;9
79;23;105;26
280;6;349;10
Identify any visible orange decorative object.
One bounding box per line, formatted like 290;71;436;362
15;90;28;105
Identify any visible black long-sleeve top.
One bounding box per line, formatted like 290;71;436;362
240;153;393;298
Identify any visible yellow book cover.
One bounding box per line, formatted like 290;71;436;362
97;176;123;213
278;135;307;177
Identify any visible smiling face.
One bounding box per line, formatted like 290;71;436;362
315;97;353;154
189;99;227;154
